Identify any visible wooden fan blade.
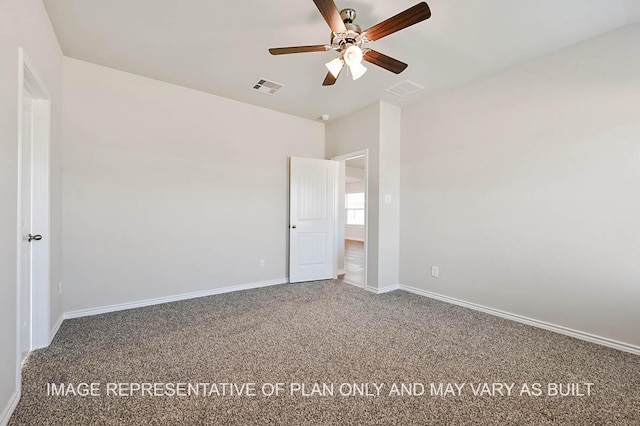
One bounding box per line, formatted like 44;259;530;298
363;50;408;74
313;0;347;34
269;45;330;55
364;2;431;42
322;70;340;86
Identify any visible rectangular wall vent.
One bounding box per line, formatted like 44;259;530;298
386;80;424;98
251;78;284;95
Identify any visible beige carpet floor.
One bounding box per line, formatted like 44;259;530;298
9;280;640;425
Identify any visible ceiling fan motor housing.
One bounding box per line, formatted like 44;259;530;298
330;9;363;51
340;8;356;23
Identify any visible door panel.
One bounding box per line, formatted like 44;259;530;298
20;91;33;361
289;157;337;283
298;233;328;265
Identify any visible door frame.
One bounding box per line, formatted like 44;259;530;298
16;48;51;381
331;149;369;289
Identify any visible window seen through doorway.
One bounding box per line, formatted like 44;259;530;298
346;192;365;225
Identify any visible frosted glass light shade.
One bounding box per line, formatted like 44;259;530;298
325;57;344;78
343;45;363;67
349;61;368;80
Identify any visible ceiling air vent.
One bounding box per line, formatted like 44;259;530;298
386;80;424;98
251;78;284;95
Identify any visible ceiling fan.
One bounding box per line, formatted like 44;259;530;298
269;0;431;86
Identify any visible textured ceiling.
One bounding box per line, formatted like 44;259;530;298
43;0;639;121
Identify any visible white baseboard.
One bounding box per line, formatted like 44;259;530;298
49;315;63;344
363;284;399;294
377;284;399;294
64;278;288;320
0;390;20;426
364;284;399;294
399;284;640;356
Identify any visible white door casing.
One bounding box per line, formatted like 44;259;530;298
16;49;52;383
289;157;337;283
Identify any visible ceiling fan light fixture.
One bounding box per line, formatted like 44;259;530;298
268;1;432;86
349;61;368;80
325;57;344;78
343;45;363;67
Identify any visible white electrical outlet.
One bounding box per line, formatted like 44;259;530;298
59;280;63;295
431;266;439;278
260;259;265;267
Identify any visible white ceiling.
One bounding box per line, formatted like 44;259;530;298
43;0;639;121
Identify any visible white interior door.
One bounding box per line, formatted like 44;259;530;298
289;157;337;283
20;91;34;362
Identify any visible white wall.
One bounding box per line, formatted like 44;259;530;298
346;182;365;193
345;226;365;242
62;58;325;313
377;102;401;289
345;166;365;182
0;0;63;422
401;24;640;348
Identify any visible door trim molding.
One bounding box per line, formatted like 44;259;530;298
16;48;52;395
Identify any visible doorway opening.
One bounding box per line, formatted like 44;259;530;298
332;150;368;289
16;48;52;378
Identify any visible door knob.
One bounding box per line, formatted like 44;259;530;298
291;225;297;229
28;234;42;242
